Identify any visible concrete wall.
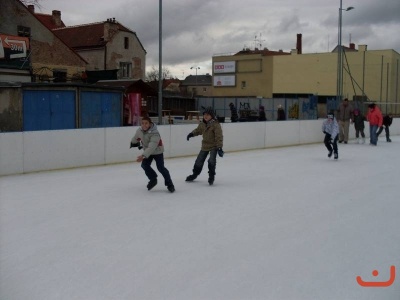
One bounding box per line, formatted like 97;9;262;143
1;119;399;176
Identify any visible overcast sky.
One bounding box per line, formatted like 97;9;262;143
38;0;400;79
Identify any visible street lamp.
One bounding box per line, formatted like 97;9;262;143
190;66;200;97
337;0;354;102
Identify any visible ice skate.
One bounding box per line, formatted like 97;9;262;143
185;174;197;182
147;179;157;190
167;185;175;193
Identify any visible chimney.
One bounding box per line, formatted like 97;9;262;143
349;43;355;50
28;5;34;13
358;45;367;52
52;10;62;27
104;18;119;42
296;33;302;54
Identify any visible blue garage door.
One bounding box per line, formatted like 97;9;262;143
23;90;76;131
80;91;121;128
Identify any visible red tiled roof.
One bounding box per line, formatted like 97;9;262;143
53;22;135;49
35;13;65;30
235;49;290;56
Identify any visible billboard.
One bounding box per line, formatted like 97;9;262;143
213;61;236;74
213;75;235;87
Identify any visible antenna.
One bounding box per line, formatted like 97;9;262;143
328;34;330;52
253;33;266;50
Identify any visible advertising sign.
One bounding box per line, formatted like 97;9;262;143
213;61;236;74
0;34;30;60
213;75;236;87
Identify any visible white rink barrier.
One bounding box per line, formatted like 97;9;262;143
1;119;399;176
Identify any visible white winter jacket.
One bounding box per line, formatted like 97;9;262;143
322;118;339;139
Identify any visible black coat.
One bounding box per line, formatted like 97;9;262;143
353;114;365;130
277;108;286;121
230;106;238;122
383;115;393;127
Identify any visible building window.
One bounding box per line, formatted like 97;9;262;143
17;25;31;37
119;62;132;78
203;87;207;92
124;37;129;49
241;81;246;88
53;69;67;82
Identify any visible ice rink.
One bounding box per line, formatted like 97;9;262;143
1;137;400;300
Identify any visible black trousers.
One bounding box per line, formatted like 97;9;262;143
324;134;338;154
376;126;390;140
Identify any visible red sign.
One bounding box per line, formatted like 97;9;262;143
0;34;30;60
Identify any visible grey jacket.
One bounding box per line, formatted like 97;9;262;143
131;123;164;158
337;102;353;122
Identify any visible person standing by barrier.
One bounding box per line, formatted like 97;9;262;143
322;111;339;160
353;109;366;144
277;105;286;121
130;117;175;192
377;114;393;142
229;103;238;122
186;107;224;185
259;106;267;121
366;103;383;146
337;98;353;144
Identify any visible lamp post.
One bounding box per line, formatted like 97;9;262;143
337;0;354;102
190;66;200;97
158;0;163;125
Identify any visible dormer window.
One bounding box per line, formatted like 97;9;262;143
124;37;129;49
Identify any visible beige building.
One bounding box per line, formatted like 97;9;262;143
53;19;146;80
212;39;400;106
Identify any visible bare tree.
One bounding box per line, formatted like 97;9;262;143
20;0;42;8
146;66;173;82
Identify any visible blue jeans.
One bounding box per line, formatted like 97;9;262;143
369;124;378;145
192;149;218;177
141;153;173;186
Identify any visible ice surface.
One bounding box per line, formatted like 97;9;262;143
1;138;400;300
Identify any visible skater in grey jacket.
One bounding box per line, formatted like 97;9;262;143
322;111;339;159
131;117;175;192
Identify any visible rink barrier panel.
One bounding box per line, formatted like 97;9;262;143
1;119;399;176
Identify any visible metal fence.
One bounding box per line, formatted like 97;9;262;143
195;96;318;121
327;98;400;117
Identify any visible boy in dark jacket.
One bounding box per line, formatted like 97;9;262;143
186;107;224;185
352;109;366;144
229;103;239;122
377;114;393;142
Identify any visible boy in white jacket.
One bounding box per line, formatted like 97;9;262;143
322;111;339;160
131;117;175;192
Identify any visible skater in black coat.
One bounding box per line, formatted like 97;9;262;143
352;109;366;144
377;114;393;142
